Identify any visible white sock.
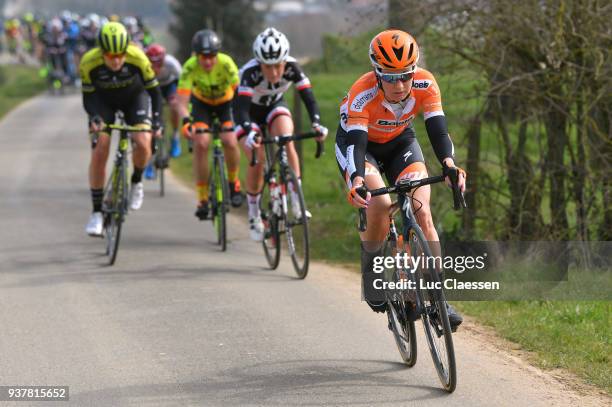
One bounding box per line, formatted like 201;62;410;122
289;178;301;202
247;193;261;218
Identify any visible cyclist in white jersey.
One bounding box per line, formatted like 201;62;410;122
234;27;328;241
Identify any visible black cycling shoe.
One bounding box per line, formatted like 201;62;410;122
366;299;388;313
446;303;463;332
195;201;209;221
229;180;244;208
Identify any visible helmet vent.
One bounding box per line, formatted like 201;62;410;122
392;45;404;61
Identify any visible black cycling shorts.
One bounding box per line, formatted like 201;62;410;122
235;98;291;137
92;90;152;127
191;97;234;129
335;125;427;186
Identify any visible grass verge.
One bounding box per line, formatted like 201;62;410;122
457;301;611;392
0;64;45;119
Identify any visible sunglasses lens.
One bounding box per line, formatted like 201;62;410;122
381;73;413;83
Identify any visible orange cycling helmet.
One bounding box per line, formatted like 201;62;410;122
369;30;419;73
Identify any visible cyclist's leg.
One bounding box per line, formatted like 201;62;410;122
237;105;266;197
216;102;243;207
237;105;267;239
88;99;115;198
336;125;392;310
266;102;299;177
164;81;181;156
124;92;153;176
191;97;213;216
216;102;240;182
87;102;114;235
124;92;153;209
89;132;112;196
385;135;439;248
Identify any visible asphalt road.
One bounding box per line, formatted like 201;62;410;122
0;94;606;406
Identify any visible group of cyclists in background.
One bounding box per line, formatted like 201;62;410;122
1;12;152;88
77;20;329;248
3;11;468;334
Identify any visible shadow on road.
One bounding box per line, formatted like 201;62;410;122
70;359;448;406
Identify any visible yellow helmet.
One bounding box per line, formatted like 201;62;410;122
98;22;130;54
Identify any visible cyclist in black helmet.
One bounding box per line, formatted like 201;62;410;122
176;29;244;220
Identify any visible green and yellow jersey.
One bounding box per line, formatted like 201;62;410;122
177;52;239;106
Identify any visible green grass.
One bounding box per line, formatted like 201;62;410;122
0;65;45;118
457;301;611;392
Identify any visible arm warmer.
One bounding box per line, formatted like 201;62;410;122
346;129;368;181
298;87;321;124
235;93;253;132
425;115;454;164
82;91;100;119
146;85;163;123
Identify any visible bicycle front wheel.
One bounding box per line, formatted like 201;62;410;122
409;226;456;392
260;168;281;269
211;154;227;251
104;161;128;266
388;298;417;367
283;167;309;279
383;240;418;366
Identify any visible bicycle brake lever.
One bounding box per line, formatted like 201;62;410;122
358;208;367;232
315;140;324;159
356;186;368;232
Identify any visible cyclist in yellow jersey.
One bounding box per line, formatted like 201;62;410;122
177;29;244;220
80;22;162;236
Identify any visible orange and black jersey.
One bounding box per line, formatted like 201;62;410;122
340;69;443;142
336;68;454;181
79;44;162;123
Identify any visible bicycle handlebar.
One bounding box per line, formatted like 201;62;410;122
357;171;467;232
90;123;154;134
249;132;325;167
193;125;235;135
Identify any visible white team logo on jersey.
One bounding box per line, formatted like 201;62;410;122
350;85;377;112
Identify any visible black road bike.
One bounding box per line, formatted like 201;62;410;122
97;123;152;265
251;132;323;278
357;168;466;392
193;122;232;251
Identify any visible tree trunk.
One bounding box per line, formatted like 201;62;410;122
545;109;569;240
572;97;588;240
463;115;481;236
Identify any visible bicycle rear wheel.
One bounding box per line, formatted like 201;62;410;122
409;226;456;392
104;162;127;266
284;167;309;279
210;154;227;251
